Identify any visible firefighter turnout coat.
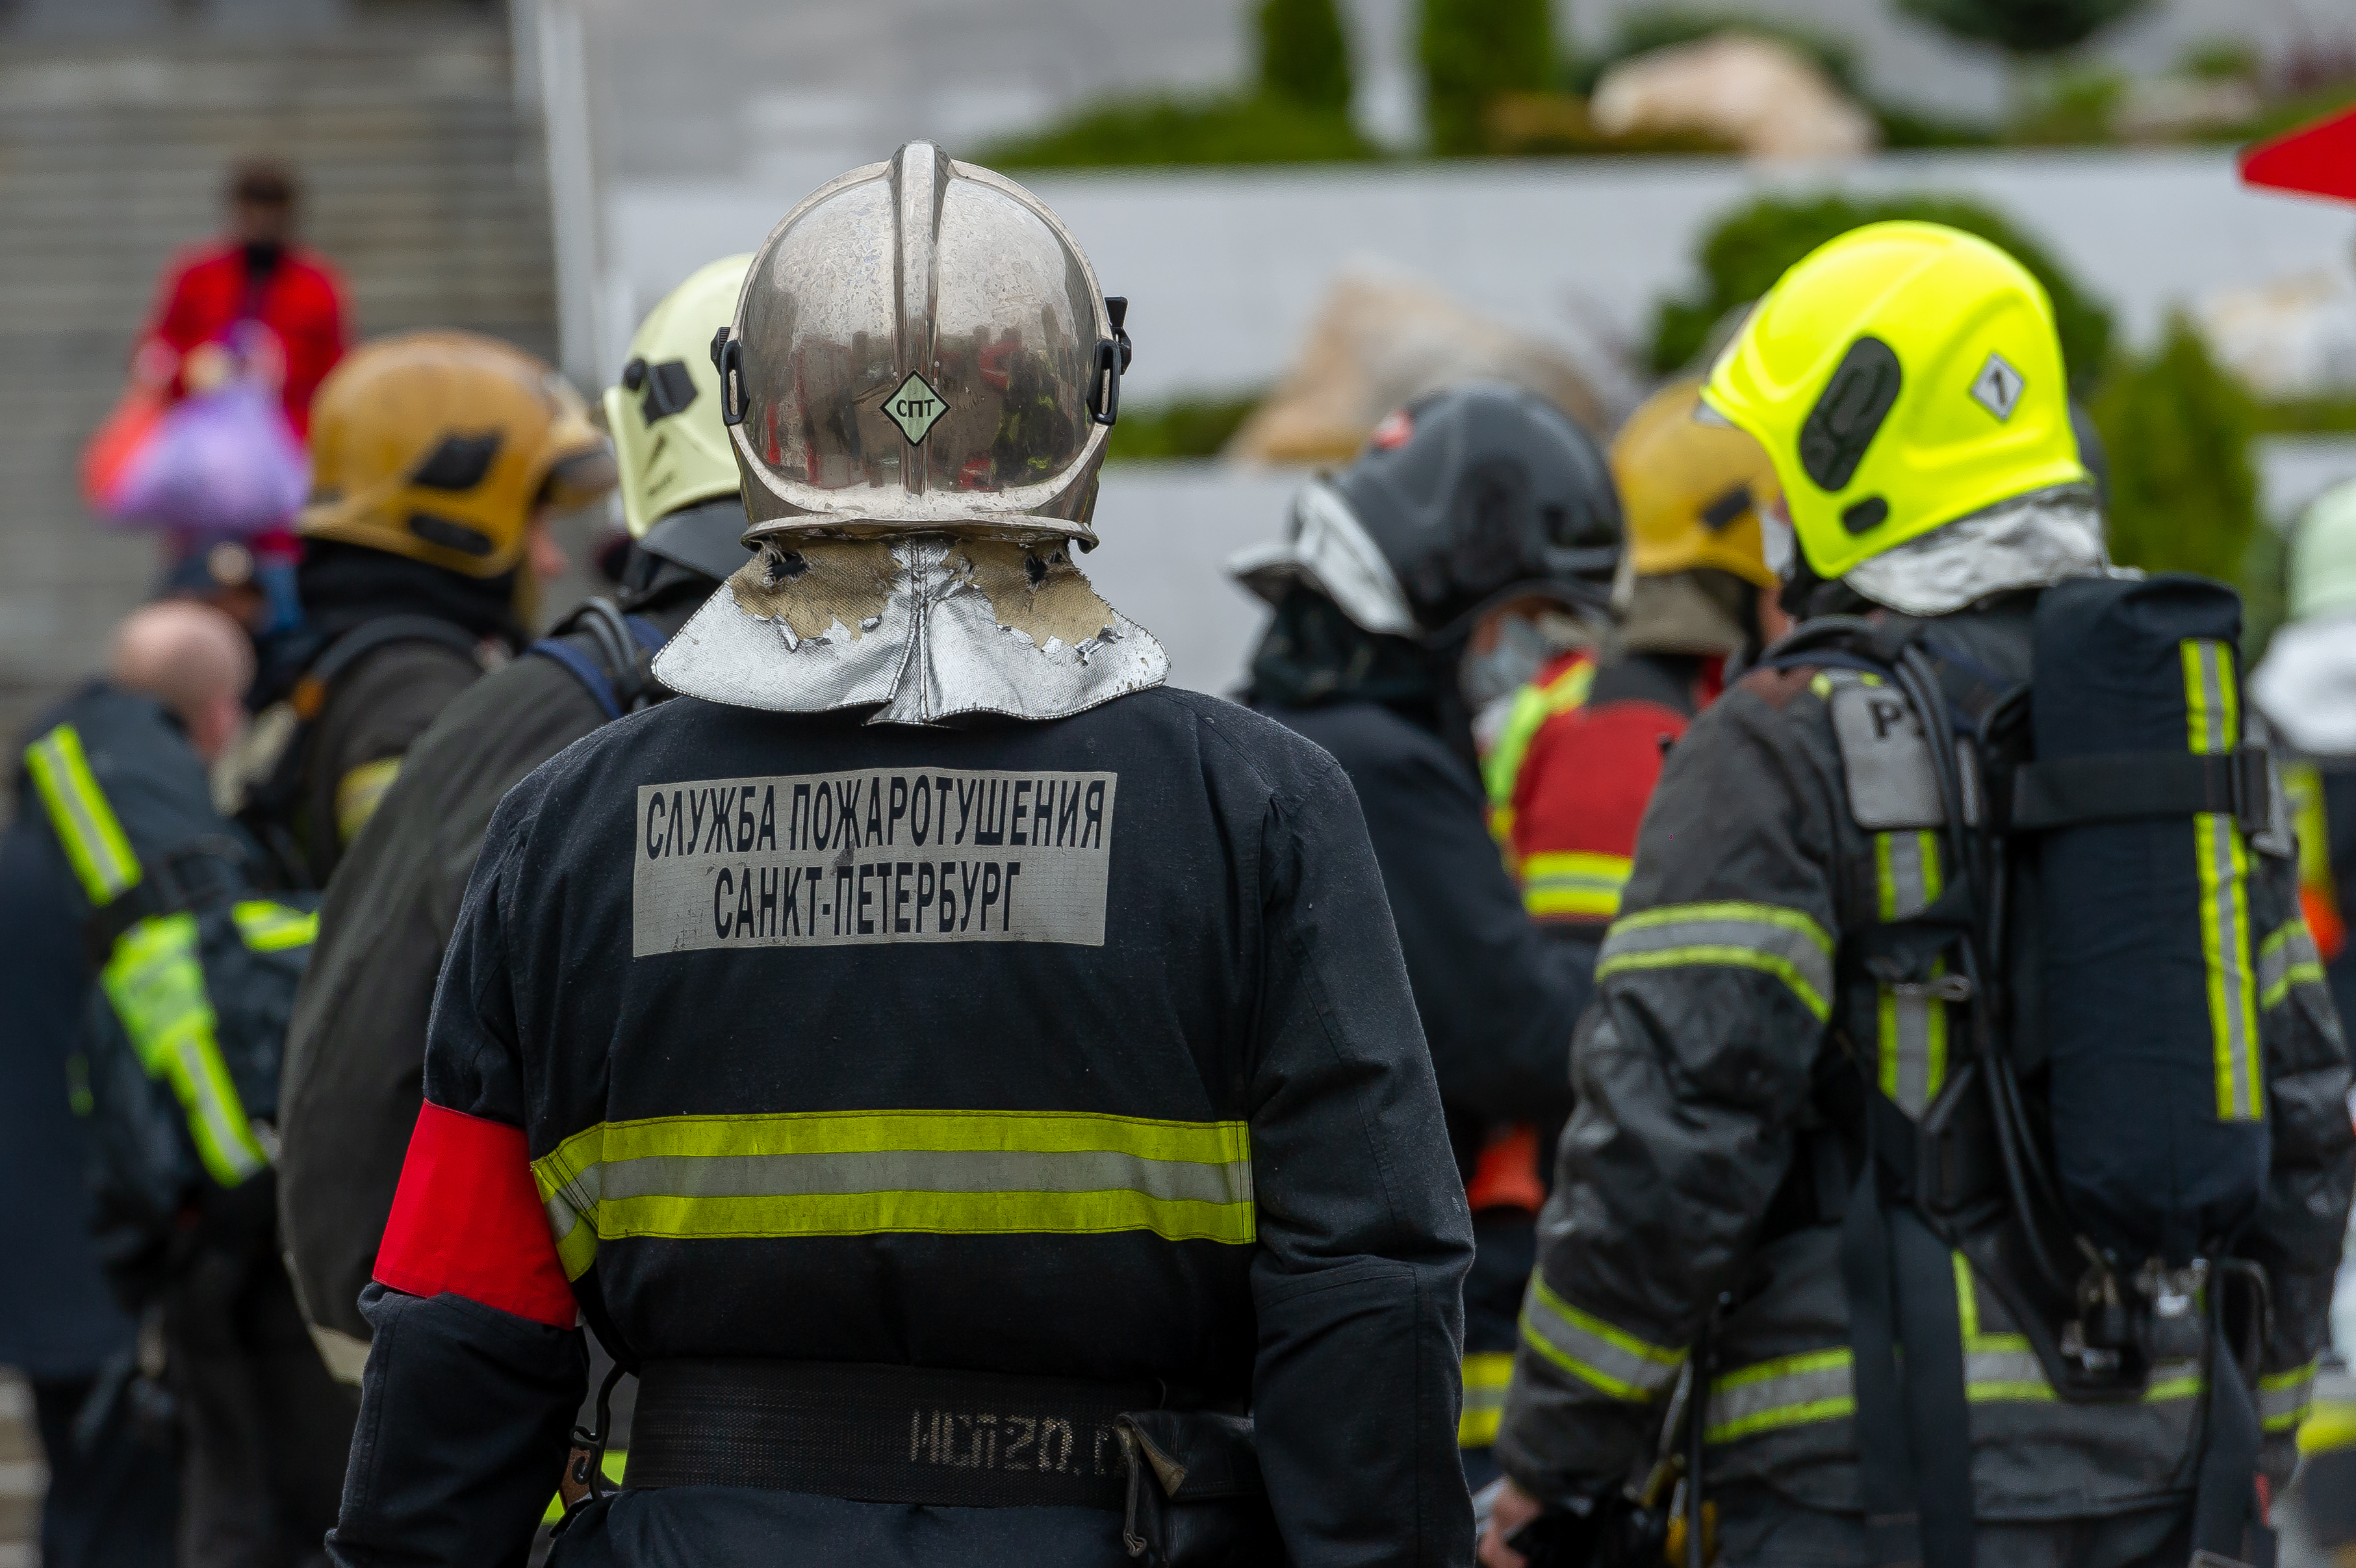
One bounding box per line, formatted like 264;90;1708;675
1494;602;2355;1521
330;686;1475;1567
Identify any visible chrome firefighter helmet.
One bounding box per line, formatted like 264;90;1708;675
714;140;1127;547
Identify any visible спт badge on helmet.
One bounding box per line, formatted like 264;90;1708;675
713;140;1123;547
301;331;614;578
605;253;754;584
653;143;1166;726
1702;221;2098;613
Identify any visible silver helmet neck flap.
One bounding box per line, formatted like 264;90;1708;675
654;142;1166;725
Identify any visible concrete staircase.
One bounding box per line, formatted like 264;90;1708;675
0;18;556;1554
0;18;558;761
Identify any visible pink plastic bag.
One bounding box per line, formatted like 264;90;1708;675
97;378;310;537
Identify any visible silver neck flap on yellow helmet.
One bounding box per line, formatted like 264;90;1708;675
1840;482;2114;617
651;140;1167;724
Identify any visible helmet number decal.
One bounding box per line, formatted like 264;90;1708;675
1799;336;1901;495
884;372;949;446
1969;352;2024;422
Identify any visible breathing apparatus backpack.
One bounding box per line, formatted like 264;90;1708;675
20;688;317;1307
1773;572;2283;1568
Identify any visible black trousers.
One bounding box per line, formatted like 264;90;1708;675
31;1372;178;1568
165;1241;359;1568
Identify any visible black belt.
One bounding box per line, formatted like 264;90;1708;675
626;1360;1160;1510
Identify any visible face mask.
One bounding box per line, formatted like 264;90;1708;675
1760;495;1797;582
1459;610;1554;710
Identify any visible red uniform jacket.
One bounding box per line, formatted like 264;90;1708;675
146;241;348;435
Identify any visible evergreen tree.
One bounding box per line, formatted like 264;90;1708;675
1899;0;2148;57
2094;313;2259;584
1419;0;1554;156
1259;0;1352;114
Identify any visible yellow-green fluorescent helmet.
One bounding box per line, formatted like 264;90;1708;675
1702;221;2090;583
605;254;753;537
2290;479;2356;622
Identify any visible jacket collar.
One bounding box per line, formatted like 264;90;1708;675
652;535;1168;726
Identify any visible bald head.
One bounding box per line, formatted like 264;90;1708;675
110;601;255;763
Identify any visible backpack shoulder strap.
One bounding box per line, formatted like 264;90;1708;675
294;615;485;716
526;597;673;723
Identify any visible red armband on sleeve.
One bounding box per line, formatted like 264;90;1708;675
373;1101;578;1329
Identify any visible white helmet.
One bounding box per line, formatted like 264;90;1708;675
715;140;1128;548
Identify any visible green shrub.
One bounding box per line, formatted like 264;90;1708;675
1484;92;1733;155
2255;394;2356;434
1105;394;1264;461
979;94;1376;170
1871;102;2001;147
2003;67;2125;144
1419;0;1555;155
2229;80;2356;145
1649;192;2114;389
1569;7;1860;95
1897;0;2149;57
1259;0;1352;113
2092;313;2260;585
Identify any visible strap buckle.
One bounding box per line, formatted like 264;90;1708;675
1886;973;1975;1003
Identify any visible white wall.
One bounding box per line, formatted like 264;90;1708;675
1086;462;1303;696
604;149;2356;398
1075;436;2356;699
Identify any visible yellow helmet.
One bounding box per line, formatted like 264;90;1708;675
1611;376;1781;592
300;331;614;579
1702;221;2089;583
606;255;751;538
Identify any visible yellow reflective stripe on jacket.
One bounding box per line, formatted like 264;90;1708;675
1518;1274;1685;1402
2260;1359;2318;1435
531;1109;1256;1279
1484;656;1596;833
2258;919;2325;1011
1954;1253;2199;1406
25;724;142;905
2183;640;2261;1122
335;756;403;847
1874;830;1949;1116
101;913;268;1187
1595;901;1835;1022
232;901;317;953
1460;1351;1513;1447
1520;851;1631;921
1705;1348;1854;1443
1708;1259;2203;1445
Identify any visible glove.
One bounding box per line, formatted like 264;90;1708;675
1506;1493;1668;1568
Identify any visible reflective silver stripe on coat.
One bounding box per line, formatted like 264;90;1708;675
1874;830;1948;1117
2258;919;2324;1010
1519;1275;1687;1402
1705;1349;1854;1443
1594;902;1836;1022
2259;1361;2316;1433
545;1146;1248;1218
2183;639;2261;1122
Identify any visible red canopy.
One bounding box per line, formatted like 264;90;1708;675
2241;103;2356;203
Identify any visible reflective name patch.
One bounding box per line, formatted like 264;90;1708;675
632;769;1116;954
1828;682;1943;830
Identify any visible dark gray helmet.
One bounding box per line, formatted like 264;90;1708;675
1333;381;1620;639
